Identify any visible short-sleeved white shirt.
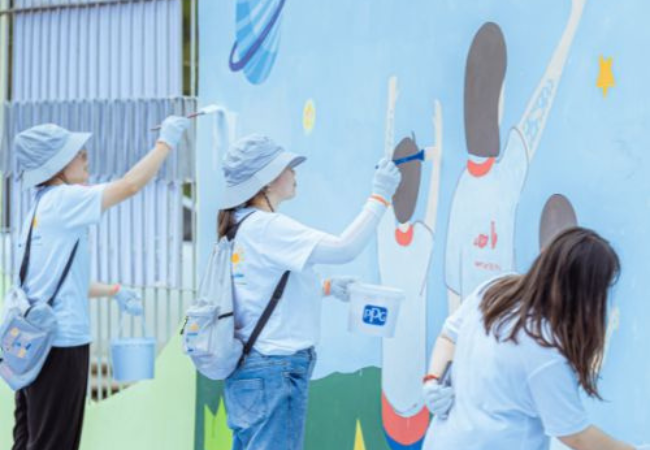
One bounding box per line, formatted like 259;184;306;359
445;128;529;300
231;208;326;355
16;184;106;347
424;278;590;450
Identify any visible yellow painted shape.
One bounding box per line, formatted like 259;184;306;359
353;419;366;450
303;99;316;134
18;348;26;358
232;247;245;267
204;398;233;450
10;327;19;337
596;55;615;97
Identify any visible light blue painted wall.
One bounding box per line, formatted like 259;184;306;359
197;0;650;445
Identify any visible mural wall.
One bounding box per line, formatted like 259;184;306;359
196;0;650;448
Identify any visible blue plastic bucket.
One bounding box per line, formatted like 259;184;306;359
110;314;155;383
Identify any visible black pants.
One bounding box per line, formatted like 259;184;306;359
12;344;90;450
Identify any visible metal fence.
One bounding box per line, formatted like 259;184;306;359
0;0;198;400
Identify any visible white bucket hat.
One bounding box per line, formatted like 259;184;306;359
219;134;305;209
15;123;92;189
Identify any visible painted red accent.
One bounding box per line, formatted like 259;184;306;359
490;220;498;249
473;221;499;250
474;234;489;249
395;225;414;246
467;157;496;177
381;392;430;445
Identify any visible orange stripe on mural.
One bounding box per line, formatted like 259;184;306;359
467;157;496;177
381;392;430;445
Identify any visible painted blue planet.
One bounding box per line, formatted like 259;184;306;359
229;0;286;85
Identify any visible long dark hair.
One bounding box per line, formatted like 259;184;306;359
217;209;236;239
480;227;620;398
217;189;274;238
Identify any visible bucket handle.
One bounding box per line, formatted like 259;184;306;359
117;310;149;339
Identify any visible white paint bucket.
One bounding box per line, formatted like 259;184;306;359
348;283;405;338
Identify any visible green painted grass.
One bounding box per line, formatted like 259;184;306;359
196;368;393;450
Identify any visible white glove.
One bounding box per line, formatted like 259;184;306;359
423;380;454;419
157;115;191;150
324;276;358;302
372;158;401;201
114;287;144;316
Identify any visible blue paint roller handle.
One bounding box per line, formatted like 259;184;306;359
376;149;426;168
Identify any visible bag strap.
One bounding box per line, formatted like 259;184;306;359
226;211;255;241
18;198;41;287
19;190;80;308
241;270;290;360
45;240;79;306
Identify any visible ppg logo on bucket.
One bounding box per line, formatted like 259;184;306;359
363;305;388;326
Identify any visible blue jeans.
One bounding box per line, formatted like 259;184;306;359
224;348;316;450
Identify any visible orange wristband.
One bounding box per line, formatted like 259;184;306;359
111;284;121;296
323;279;332;296
422;374;439;384
370;194;390;207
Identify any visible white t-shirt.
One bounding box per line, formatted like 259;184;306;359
16;184;106;347
424;278;590;450
445;128;529;300
231;208;326;355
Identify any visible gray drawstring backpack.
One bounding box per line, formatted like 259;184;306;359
181;212;289;380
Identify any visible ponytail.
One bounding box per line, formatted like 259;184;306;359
217;209;236;238
217;189;266;238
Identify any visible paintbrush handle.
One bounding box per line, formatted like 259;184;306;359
374;149;426;168
150;111;204;131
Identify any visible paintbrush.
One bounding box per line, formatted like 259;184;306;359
375;149;427;169
150;104;222;131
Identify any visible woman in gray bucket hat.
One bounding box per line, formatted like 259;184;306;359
218;134;401;450
9;116;189;450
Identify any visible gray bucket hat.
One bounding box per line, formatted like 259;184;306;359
219;134;305;209
15;123;92;189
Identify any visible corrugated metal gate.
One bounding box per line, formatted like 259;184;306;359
0;0;199;400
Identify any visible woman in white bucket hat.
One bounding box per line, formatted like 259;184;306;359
218;134;401;450
10;116;190;450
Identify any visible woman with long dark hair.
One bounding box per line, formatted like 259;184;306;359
422;227;648;449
